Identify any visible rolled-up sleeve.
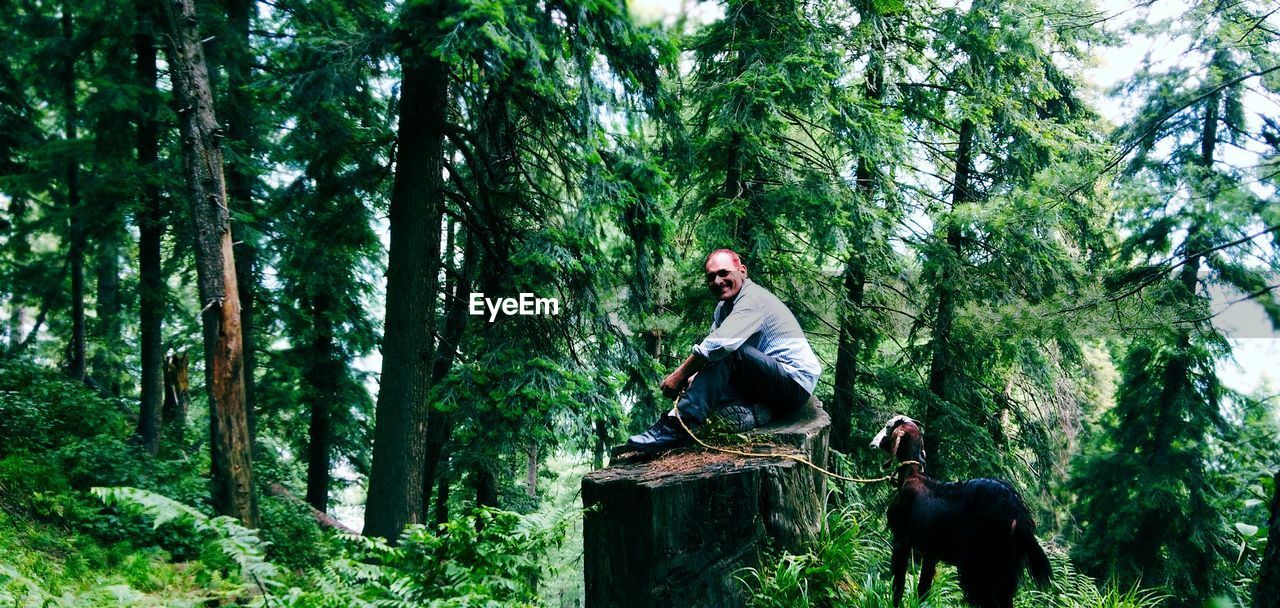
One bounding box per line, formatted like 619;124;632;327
692;300;765;361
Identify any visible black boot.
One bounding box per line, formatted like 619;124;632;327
625;412;697;452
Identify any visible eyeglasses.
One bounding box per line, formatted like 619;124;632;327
705;269;735;281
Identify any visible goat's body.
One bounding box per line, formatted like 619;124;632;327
887;475;1051;608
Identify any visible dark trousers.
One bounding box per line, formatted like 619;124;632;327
678;345;811;423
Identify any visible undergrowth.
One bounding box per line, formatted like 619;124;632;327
740;505;1169;608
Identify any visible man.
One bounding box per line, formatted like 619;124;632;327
626;249;822;452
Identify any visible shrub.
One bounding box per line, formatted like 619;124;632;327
257;491;330;571
273;508;567;607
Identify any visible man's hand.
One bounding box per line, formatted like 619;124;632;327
660;371;687;399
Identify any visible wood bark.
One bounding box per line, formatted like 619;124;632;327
135;0;165;454
93;234;122;395
162;352;190;447
266;483;355;534
924;117;974;477
62;5;86;382
90;37;132;396
304;293;338;513
584;399;830;608
220;0;260;440
525;443;538;497
5;196;30;350
1256;470;1280;608
434;461;451;526
830;47;884;454
158;0;257;526
420;229;476;519
363;2;449;541
473;465;498;509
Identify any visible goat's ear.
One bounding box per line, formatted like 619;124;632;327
889;427;904;459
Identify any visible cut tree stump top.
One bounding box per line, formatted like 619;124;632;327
583;399;831;608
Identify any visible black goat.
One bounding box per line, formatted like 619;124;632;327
871;415;1051;608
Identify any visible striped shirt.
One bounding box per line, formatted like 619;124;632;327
691;278;822;394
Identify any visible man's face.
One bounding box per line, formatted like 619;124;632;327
705;253;747;301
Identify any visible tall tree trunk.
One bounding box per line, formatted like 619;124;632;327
363;3;449;541
593;419;608;469
135;0;165;454
421;229;475;519
6;196;30;350
525;443;538;497
434;460;450;526
220;0;260;440
62;6;86;382
159;0;257;526
162;352;190;447
473;465;498;509
304;294;337;513
91;38;132;397
1256;470;1280;608
831;49;884;454
94;234;121;394
924;117;974;476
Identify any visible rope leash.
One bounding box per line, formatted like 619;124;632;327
668;400;920;484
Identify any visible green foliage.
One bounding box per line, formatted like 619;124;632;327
92;487;282;590
1071;334;1233;605
0;507;243;607
742;504;1167;608
0;361;132;460
271;508;565;607
257;491;331;571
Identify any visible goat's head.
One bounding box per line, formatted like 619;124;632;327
870;415;926;465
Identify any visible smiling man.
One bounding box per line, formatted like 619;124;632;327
626;249;822;452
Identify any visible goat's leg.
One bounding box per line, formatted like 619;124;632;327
917;558;937;599
891;544;909;608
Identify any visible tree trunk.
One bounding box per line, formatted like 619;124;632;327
420;230;475;519
267;483;355;534
473;465;498;509
62;6;86;382
584;399;830;608
304;294;337;513
159;0;257;526
220;0;260;441
924;117;974;477
135;0;165;454
593;418;608;470
525;443;538;497
434;460;450;526
1255;470;1280;608
363;2;449;541
94;234;122;395
831;49;884;454
5;196;30;350
162;352;190;447
90;37;132;397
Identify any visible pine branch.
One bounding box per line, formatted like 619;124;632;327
1061;222;1280;313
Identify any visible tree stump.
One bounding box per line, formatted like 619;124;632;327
583;399;830;608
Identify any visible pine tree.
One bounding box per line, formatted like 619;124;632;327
263;0;387;514
904;0;1108;479
134;0;166;454
363;0;450;540
1071;1;1280;603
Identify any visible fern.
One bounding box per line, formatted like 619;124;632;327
743;504;1169;608
91;486;282;592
